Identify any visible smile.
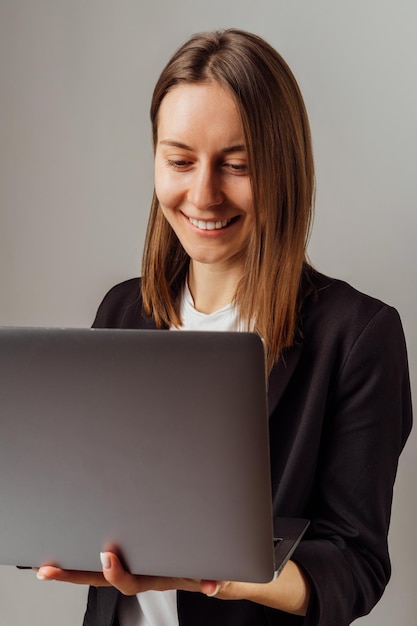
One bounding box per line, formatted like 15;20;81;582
188;217;232;231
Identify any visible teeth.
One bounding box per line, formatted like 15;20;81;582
189;217;231;230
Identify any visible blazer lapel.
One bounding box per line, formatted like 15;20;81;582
83;586;120;626
267;341;303;417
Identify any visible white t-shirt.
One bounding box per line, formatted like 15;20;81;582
118;283;240;625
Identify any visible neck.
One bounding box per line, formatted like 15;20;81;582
188;262;242;314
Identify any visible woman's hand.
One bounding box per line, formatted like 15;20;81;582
36;551;221;597
36;554;309;615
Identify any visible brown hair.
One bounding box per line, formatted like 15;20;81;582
142;29;315;372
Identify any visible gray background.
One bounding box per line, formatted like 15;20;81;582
0;1;415;624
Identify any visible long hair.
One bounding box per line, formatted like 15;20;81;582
142;29;315;372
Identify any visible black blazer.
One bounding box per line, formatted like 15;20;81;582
83;270;412;626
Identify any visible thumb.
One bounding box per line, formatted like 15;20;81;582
200;580;222;597
100;552;135;591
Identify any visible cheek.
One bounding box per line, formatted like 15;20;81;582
154;171;170;209
154;169;184;211
155;179;181;233
240;194;255;223
231;179;254;215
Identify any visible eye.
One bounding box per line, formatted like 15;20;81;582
224;162;249;175
165;159;192;170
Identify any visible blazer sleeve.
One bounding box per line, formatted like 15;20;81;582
290;304;412;625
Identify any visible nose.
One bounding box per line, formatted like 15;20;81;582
187;165;223;211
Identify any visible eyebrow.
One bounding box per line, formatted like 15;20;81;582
159;139;247;154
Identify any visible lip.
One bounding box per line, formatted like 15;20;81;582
185;215;238;233
188;216;232;231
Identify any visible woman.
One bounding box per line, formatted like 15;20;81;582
36;29;412;625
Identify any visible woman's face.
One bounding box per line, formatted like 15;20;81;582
154;82;254;274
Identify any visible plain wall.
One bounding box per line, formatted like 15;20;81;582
0;1;415;624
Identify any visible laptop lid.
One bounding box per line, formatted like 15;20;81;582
0;327;307;583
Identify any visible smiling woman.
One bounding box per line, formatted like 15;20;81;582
35;28;412;626
154;82;255;311
143;30;315;365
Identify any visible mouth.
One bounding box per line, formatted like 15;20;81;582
188;217;234;231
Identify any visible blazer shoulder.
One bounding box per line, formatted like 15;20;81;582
301;269;405;349
305;269;394;320
92;277;154;329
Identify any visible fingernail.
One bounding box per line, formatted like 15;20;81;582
100;552;111;569
206;583;221;597
36;571;47;580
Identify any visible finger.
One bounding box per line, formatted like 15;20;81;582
200;579;222;597
100;553;200;595
36;565;108;587
100;552;149;595
100;552;165;594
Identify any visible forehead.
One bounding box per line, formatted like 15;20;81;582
157;82;244;144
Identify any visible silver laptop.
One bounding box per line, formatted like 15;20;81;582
0;327;308;583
